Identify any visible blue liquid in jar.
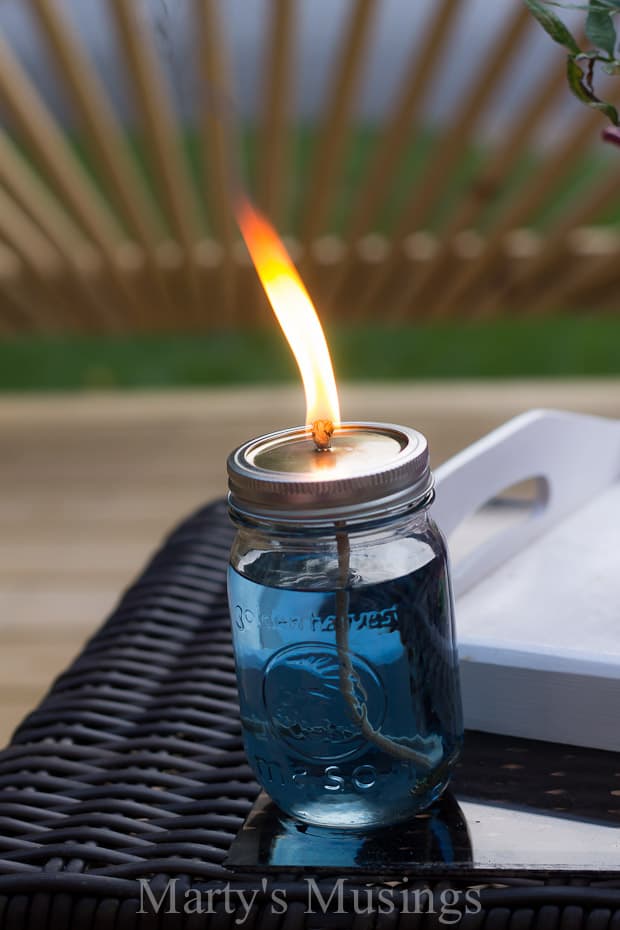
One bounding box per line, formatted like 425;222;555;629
228;555;463;829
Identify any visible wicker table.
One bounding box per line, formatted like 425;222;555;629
0;500;618;929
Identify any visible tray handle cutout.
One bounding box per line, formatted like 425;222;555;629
432;409;620;596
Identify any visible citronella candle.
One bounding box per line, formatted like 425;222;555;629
227;197;463;829
227;421;463;828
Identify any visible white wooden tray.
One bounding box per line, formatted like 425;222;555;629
432;409;620;752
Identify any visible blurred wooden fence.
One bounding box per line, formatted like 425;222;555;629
0;0;617;334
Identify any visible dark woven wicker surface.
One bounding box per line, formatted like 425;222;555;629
0;499;617;928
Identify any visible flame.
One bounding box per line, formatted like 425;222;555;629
236;195;341;428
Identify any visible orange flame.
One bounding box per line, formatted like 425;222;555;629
236;196;341;428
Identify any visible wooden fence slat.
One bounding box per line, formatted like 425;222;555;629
298;0;378;252
343;0;460;247
2;237;117;335
29;0;164;246
581;248;620;312
0;257;45;335
0;186;84;327
0;304;19;336
444;52;572;237
0;36;124;247
429;107;603;319
0;34;142;324
0;36;130;253
109;0;203;322
0;36;127;254
258;0;295;226
28;0;173;322
0;246;38;334
0;300;27;337
0;186;64;279
194;0;238;320
0;128;88;255
482;162;620;316
0;128;120;325
391;56;570;319
328;0;461;311
0;244;21;283
0;0;616;333
108;0;202;248
354;3;532;318
246;0;296;323
392;4;532;241
525;240;620;316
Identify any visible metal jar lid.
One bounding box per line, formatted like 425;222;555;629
227;421;433;525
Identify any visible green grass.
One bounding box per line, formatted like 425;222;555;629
1;318;618;392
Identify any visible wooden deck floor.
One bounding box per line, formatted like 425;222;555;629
1;381;619;746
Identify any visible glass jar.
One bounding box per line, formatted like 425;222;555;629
227;423;463;830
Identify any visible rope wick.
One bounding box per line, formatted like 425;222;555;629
334;527;440;769
312;419;334;451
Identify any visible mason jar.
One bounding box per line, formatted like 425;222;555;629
227;422;463;829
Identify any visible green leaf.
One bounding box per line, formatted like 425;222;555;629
586;8;617;55
524;0;582;53
543;2;620;9
566;55;620;122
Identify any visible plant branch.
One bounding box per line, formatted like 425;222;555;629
525;0;620;125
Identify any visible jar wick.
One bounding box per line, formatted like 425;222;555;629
311;419;334;451
334;528;440;769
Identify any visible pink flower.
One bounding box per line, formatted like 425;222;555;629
602;126;620;147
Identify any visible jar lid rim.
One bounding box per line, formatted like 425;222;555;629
227;421;433;524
